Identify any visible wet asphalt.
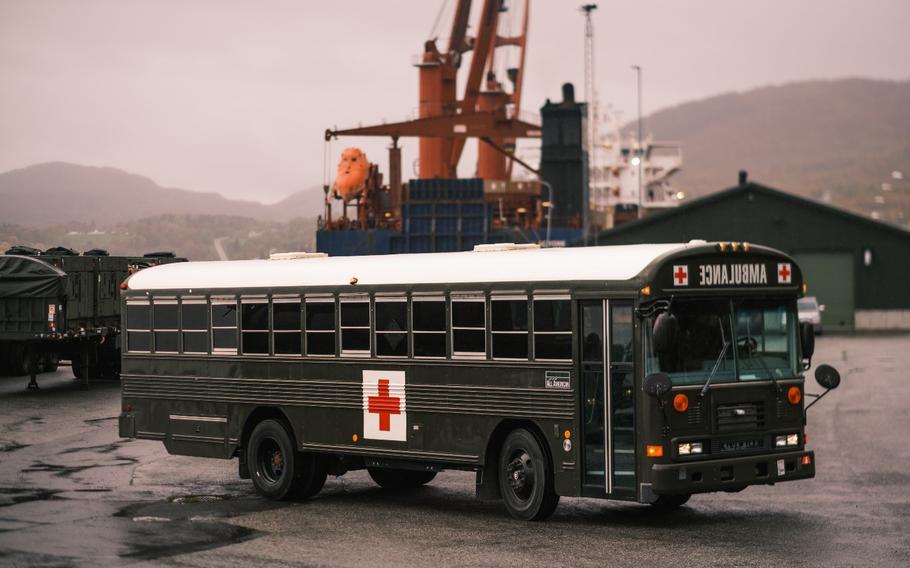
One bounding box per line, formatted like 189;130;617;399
0;335;908;567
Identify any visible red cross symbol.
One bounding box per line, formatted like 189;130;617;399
778;263;791;283
368;378;400;432
673;265;688;286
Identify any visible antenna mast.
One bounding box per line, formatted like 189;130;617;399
581;4;598;240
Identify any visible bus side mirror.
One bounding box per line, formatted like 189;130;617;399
800;322;815;362
815;364;840;390
652;313;678;353
805;364;841;414
643;372;672;399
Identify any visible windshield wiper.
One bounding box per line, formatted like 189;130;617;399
742;315;782;395
700;317;730;398
753;347;782;395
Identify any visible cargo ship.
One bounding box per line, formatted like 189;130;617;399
315;0;682;256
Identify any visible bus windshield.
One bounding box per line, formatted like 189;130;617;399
644;298;799;386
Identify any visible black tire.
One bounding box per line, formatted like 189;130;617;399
293;453;328;499
368;467;437;489
651;494;690;511
7;344;28;377
248;419;302;501
498;429;559;521
41;355;59;373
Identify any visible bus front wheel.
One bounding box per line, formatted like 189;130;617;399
498;428;559;521
651;494;690;510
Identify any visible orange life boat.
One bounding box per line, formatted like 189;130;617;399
331;148;370;202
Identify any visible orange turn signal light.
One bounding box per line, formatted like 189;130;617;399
801;455;812;466
673;393;689;413
646;445;664;458
787;386;802;405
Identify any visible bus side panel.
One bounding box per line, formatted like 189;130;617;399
123;356;581;496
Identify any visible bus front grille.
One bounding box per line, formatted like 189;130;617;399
716;402;764;431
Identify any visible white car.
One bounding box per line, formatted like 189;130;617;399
798;296;824;334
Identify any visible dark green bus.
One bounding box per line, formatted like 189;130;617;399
119;241;840;520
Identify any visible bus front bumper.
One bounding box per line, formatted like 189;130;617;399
649;450;815;496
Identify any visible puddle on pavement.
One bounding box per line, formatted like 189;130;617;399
169;494;225;504
0;440;28;452
0;487;63;508
115;495;276;561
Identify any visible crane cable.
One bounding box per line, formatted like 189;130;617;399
427;0;450;41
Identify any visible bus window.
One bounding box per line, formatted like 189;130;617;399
340;296;370;355
610;304;634;363
413;295;446;358
241;299;269;355
305;298;336;356
211;299;238;354
533;296;572;360
451;293;485;358
273;298;302;355
126;301;150;352
492;296;529;360
181;299;208;354
733;299;798;380
153;299;178;353
376;297;408;357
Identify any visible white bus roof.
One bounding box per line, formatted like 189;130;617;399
126;243;695;291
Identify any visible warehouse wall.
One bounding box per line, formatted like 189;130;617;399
592;182;910;329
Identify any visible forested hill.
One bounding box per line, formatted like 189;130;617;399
638;78;910;223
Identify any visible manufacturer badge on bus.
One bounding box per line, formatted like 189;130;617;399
545;371;570;390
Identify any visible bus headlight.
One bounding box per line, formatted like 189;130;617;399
678;442;703;455
775;433;800;447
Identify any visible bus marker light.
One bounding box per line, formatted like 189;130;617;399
717;242;727;252
731;242;740;252
640;285;651;296
787;386;802;405
564;430;571;439
802;282;808;294
646;445;664;458
804;433;809;445
352;434;358;442
801;455;811;466
673;393;689;412
742;242;750;252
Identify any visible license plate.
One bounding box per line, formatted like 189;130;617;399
777;459;786;476
720;438;763;452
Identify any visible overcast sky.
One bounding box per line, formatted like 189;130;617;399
1;0;908;203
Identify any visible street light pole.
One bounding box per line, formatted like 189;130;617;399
540;180;555;247
632;65;643;220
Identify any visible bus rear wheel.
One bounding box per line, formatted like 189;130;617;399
368;467;437;489
498;429;559;521
248;419;321;501
293;453;327;499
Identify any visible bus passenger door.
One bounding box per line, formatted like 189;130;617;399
580;300;609;493
580;300;636;496
609;302;636;496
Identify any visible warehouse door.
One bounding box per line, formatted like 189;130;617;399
792;252;854;330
